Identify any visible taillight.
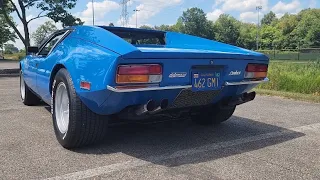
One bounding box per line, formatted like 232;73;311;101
116;64;162;84
245;64;268;79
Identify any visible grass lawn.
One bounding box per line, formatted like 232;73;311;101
258;60;320;94
3;53;25;61
256;60;320;102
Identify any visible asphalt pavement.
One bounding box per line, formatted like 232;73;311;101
0;77;320;180
0;60;19;76
0;60;19;69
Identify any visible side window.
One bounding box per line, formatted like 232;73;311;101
38;33;65;56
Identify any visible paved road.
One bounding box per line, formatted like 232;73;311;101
0;60;19;70
1;77;320;180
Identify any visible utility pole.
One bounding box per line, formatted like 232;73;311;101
133;9;140;28
120;0;130;27
256;5;262;50
92;0;95;25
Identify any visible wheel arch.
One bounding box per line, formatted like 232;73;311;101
49;64;67;94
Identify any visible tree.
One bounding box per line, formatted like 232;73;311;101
4;44;18;54
294;9;320;47
214;14;240;45
0;12;16;51
261;11;277;25
154;24;173;31
260;25;280;49
237;23;257;50
139;25;153;30
180;8;214;39
32;21;57;46
108;23;114;27
0;0;83;51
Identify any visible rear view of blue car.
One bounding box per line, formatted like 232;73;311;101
19;25;269;149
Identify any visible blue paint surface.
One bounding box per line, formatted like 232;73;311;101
20;25;269;115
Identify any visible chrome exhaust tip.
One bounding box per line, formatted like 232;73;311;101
135;100;157;116
149;99;169;114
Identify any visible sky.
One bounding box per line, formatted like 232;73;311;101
10;0;319;49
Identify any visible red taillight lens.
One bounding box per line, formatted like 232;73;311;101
118;64;162;75
116;64;162;84
246;64;268;72
245;64;268;79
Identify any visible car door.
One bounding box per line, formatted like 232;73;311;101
36;31;69;102
23;53;39;92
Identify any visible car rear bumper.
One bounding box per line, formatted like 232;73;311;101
106;78;269;93
78;78;268;116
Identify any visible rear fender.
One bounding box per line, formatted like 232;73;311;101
54;37;120;110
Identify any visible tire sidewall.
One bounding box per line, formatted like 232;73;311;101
52;70;73;146
20;71;25;102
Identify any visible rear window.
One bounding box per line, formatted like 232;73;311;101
101;27;166;46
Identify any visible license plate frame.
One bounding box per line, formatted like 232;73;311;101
192;71;222;92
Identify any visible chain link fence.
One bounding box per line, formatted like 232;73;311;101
258;48;320;61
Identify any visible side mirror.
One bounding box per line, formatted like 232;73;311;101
27;46;39;55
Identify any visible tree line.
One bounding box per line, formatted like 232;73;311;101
1;3;319;52
142;8;320;50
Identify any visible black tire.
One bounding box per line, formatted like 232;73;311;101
20;71;41;106
191;105;236;125
52;68;108;149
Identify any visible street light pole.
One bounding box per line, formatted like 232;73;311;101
92;0;95;25
133;9;140;28
256;5;262;50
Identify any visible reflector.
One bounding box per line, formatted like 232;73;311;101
80;81;91;90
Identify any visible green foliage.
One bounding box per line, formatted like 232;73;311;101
261;11;277;25
180;8;214;39
144;8;320;51
4;52;25;60
4;43;18;54
257;62;320;95
237;23;256;50
35;0;84;27
0;0;83;50
0;11;16;47
260;25;280;49
214;14;240;46
31;21;58;46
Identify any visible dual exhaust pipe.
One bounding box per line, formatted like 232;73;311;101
227;92;256;106
135;99;169;116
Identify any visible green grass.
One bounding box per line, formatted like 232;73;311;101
255;89;320;103
257;61;320;95
3;53;25;61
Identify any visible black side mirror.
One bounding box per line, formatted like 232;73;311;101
27;46;39;55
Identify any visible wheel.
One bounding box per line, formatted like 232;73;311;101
191;105;236;125
52;68;108;149
20;71;41;105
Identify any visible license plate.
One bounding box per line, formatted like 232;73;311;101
192;71;222;91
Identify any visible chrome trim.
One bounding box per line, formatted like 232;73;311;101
107;85;192;93
225;78;269;86
107;77;269;92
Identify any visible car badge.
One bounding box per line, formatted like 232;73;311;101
169;72;187;78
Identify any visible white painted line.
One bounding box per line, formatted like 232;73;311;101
44;122;320;180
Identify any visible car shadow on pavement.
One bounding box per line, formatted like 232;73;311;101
73;116;305;167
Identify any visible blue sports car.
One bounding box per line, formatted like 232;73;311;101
20;26;269;149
